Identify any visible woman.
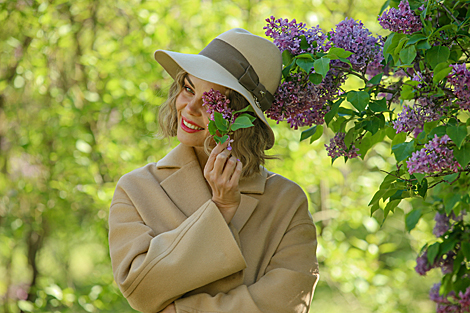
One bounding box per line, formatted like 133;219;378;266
108;28;319;313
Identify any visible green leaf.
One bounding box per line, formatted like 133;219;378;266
379;0;390;14
344;128;355;147
429;125;447;138
369;188;387;206
296;58;315;73
392;141;415;162
369;98;388;112
446;124;467;149
413;173;425;183
443;173;459;183
231;115;254;131
325;99;343;126
405;33;427;46
392;132;406;146
364;116;381;135
462;241;470;261
314;57;330;78
367;73;383;85
424;120;439;134
282;49;293;67
300;125;317;142
417;178;428;198
233;105;254;114
405;209;422;232
208;120;217;135
327;47;353;59
399;45;417;65
347;91;370;112
427;242;440;264
309;73;323;85
425;46;450;69
444;193;461;215
218;134;229;144
416;40;431;50
454;142;470;168
213;111;228;133
433;63;452;83
300;35;309;51
310;125;323;143
383;199;401;222
370;203;380;216
400;84;416;100
380;174;397;190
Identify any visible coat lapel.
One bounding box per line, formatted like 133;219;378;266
156;144;267;232
157;145;212;218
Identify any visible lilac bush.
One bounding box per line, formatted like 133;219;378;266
265;1;470;310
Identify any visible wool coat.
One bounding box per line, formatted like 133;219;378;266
108;144;319;313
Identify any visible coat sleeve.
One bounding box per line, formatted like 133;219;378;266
174;198;320;313
108;182;247;313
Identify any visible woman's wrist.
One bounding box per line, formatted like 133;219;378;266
212;199;238;223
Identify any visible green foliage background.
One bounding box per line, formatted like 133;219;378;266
0;0;441;312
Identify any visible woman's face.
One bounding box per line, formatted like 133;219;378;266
175;74;228;148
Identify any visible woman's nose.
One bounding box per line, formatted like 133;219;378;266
186;95;203;114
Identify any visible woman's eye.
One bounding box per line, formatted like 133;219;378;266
184;85;194;94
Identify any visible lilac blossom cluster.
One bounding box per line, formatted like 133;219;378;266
392;98;446;137
328;18;384;72
407;135;461;174
378;0;423;34
202;89;234;122
266;72;341;129
415;249;456;276
264;16;329;55
429;284;470;313
434;211;466;237
393;73;449;136
325;132;360;159
448;64;470;111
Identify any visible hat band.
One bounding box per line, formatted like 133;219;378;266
199;38;274;111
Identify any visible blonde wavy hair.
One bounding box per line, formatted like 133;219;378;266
158;71;274;177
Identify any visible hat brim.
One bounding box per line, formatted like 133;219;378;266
154;50;275;149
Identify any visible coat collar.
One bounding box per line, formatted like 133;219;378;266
156;144;266;232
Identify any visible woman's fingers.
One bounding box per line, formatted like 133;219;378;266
229;159;243;184
204;141;228;173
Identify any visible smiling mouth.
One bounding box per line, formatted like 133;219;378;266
181;117;204;132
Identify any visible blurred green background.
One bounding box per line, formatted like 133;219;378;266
0;0;441;312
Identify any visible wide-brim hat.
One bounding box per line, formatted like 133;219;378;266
154;28;282;149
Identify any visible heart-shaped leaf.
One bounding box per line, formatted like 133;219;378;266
453;143;470;168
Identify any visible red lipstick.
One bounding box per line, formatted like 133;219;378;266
181;116;204;133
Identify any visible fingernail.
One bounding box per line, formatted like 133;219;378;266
237;159;240;162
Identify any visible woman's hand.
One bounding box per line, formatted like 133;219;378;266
204;141;243;224
160;303;176;313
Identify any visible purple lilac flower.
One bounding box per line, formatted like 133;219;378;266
458;287;470;311
415;251;432;275
448;64;470;111
393;72;449;136
325;132;360;159
264;16;329;55
202;89;234;122
267;72;342;129
430;284;470;313
328;18;384;72
433;212;451;237
406;134;461;175
416;249;456;276
378;0;423;34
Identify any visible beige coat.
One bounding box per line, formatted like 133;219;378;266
108;144;319;313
